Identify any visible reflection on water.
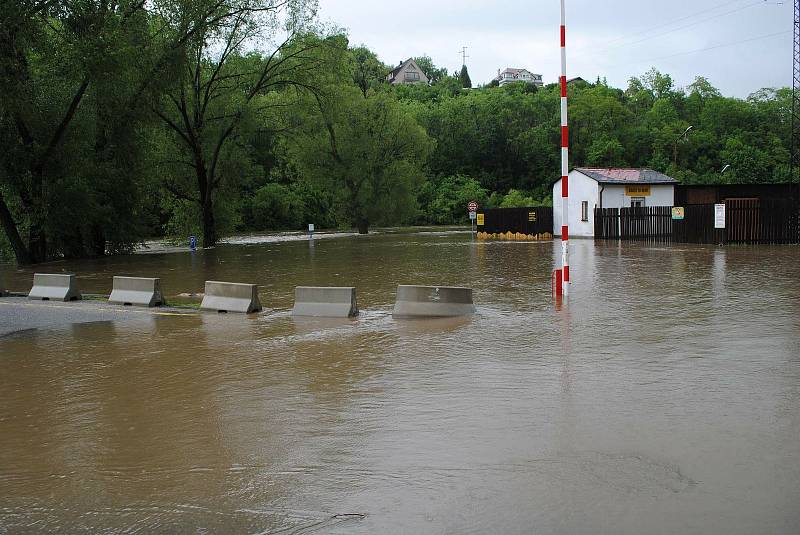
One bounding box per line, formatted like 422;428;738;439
1;233;799;534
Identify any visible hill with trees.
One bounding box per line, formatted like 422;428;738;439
0;1;792;264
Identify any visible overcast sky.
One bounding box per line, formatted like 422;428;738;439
316;0;792;97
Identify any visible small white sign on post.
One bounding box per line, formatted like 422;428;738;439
308;223;315;232
469;211;477;220
714;204;726;229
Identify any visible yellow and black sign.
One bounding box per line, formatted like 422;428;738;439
528;212;537;222
625;185;651;196
476;213;484;226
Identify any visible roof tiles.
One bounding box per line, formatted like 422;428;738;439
576;168;677;184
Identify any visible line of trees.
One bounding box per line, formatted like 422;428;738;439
0;1;793;265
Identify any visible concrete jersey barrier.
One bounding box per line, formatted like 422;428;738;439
200;281;262;313
28;273;81;302
109;276;163;307
292;286;358;318
393;285;476;318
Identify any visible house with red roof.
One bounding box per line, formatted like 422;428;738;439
552;168;678;237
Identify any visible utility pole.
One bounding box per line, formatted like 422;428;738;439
459;46;469;67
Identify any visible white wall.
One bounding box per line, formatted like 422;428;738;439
553;170;599;237
600;184;674;209
552;172;675;237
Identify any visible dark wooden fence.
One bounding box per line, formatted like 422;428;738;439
478;207;553;237
595;199;799;244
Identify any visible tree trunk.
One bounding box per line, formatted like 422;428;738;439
89;223;106;257
357;217;369;234
202;198;216;247
27;168;47;263
0;192;32;265
27;221;47;264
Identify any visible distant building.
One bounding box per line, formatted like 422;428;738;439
386;58;429;85
494;68;543;87
552;168;677;237
567;77;587;85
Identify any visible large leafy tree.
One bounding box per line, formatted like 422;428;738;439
153;0;344;247
293;87;432;233
0;0;268;263
350;45;389;97
0;0;162;263
413;55;448;85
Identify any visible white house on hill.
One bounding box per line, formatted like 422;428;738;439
386;58;429;85
494;68;543;87
552;168;677;237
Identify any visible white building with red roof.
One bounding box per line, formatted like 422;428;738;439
552;168;677;237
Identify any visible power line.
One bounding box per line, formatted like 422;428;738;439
588;0;765;56
573;0;752;53
636;29;789;63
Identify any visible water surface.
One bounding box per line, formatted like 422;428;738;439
1;231;799;534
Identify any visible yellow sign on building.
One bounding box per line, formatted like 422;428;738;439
476;213;484;226
625;185;651;196
528;212;537;222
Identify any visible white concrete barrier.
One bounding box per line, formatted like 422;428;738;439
292;286;358;318
392;285;475;318
109;276;163;307
200;281;262;313
28;273;81;301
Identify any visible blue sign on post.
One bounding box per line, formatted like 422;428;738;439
189;235;197;250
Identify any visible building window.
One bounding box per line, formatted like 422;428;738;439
631;197;645;208
581;201;589;221
404;71;420;81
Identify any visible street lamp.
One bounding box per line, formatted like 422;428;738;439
673;125;694;168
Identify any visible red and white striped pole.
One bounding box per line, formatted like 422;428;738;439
559;0;570;296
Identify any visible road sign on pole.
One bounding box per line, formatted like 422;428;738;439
468;201;478;212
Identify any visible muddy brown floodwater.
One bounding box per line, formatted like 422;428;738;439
1;230;799;534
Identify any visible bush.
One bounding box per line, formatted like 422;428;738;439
419;174;490;224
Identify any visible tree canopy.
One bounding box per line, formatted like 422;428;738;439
0;7;794;264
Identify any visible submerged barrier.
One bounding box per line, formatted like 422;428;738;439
200;281;262;314
109;276;163;307
292;286;358;318
393;285;476;318
28;273;81;302
12;273;478;320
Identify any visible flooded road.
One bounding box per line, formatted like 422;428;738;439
1;231;799;534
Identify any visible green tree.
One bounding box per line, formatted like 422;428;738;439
294;88;432;233
413;55;448;84
459;65;472;89
499;189;537;208
587;134;625;167
350;45;389;97
154;4;343;247
0;0;167;263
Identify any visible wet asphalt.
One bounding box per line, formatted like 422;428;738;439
0;297;198;338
